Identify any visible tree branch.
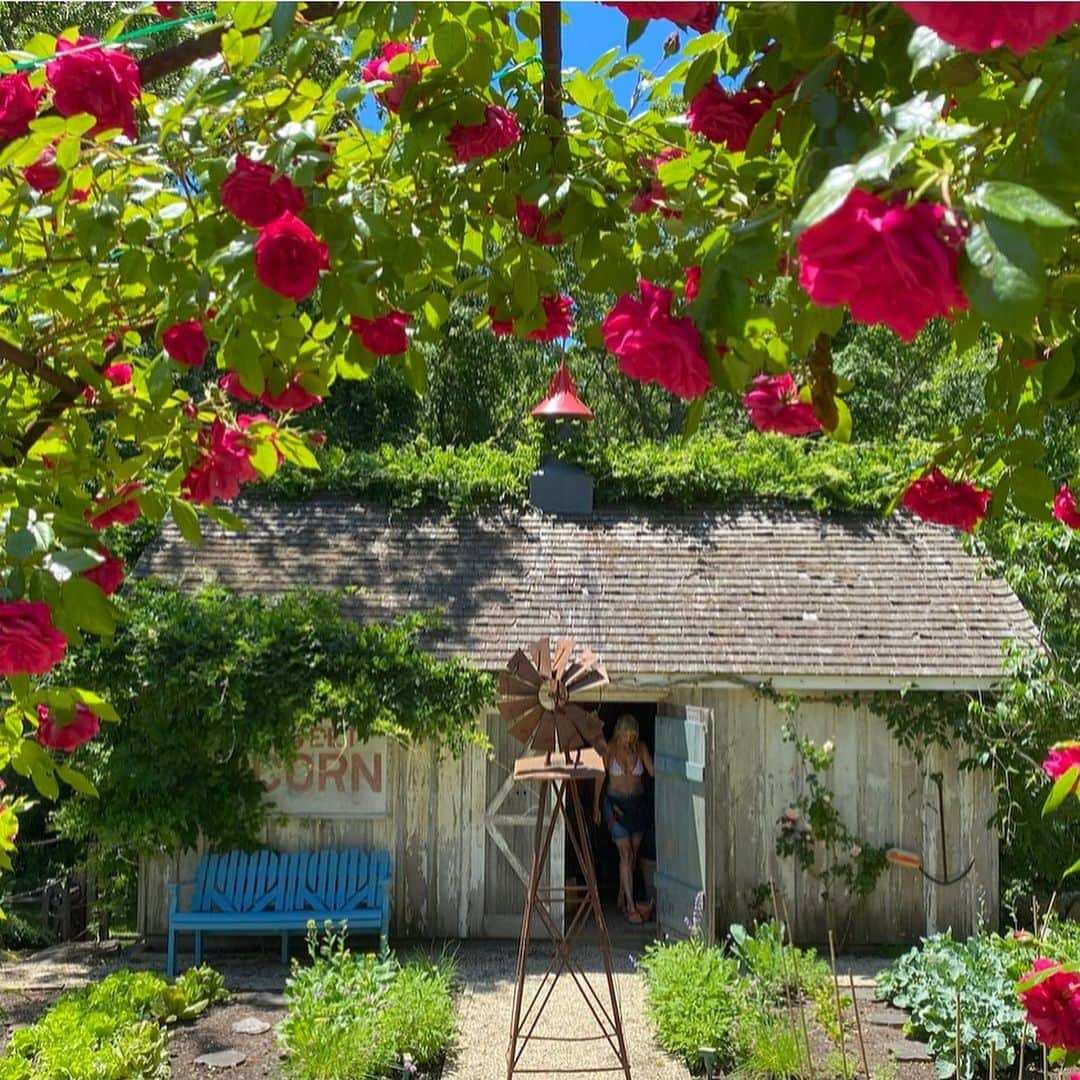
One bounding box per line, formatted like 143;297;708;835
0;339;82;396
540;2;563;124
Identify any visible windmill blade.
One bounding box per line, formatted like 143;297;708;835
566;666;609;696
498;671;542;697
564;654;608;691
552;637;575;680
508;707;544;745
499;695;543;723
531;637;552;680
554;709;583;753
565;703;604;747
507;649;542;686
531;712;556;753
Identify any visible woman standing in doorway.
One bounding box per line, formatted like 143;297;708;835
593;714;655;923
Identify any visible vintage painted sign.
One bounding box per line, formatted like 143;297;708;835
259;727;388;818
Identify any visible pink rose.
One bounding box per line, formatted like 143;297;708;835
102;362;131;387
36;703;99;752
23;146;62;193
901;468;990;532
516;197;562;245
742;374;821;436
82;548;125;596
688;78;773;151
488;295;575;342
162;319;209;367
155;2;183;15
181;420;258;504
1043;742;1080;794
1054;484;1080;529
899;3;1080;53
447;105;521;163
630;147;684;217
602;2;719;32
46;36;140;139
220;154;305;228
1019;958;1080;1051
219;372;259;402
0;73;40;139
260;376;323;413
797;189;968;341
0;602;67;675
254;212;329;301
601;280;711;400
361;42;431;114
350;310;411;355
685;266;701;301
87;481;143;529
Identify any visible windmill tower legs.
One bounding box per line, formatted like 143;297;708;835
506;775;632;1080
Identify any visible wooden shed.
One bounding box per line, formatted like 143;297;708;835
137;498;1038;946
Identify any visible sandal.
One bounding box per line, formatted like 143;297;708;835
625;908;644;924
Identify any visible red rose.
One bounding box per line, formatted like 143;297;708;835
742;373;821;436
82;548;125;596
46;36;140;140
797;189;968;342
516;197;562;245
350;310;411;355
688;78;773;151
36;703;99;752
102;362;132;387
220;154;305;228
1019;958;1080;1051
602;2;719;32
1054;484;1080;528
162;319;209;367
70;187;90;204
1043;742;1080;794
447;105;521;163
219;372;259;402
181;420;258;504
488;295;574;342
361;42;431;114
0;602;67;676
308;431;326;447
254;212;329;301
631;147;683;217
899;3;1080;53
685;266;701;301
23;146;62;193
601;280;711;400
260;377;323;413
155;2;183;15
87;481;143;529
901;468;990;532
0;73;40;139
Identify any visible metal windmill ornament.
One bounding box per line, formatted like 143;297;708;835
497;637;608;759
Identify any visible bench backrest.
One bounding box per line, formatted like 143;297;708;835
191;848;391;914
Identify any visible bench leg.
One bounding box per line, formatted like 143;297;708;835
167;928;176;980
281;932;289;965
194;930;203;968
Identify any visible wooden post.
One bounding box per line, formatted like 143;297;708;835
827;931;849;1080
539;2;563;123
848;972;871;1079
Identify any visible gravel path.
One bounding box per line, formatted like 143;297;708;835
444;940;687;1080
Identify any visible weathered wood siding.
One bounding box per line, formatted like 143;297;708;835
663;687;998;946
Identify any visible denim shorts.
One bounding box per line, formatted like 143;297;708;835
603;791;649;840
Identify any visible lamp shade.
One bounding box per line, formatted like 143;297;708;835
530;360;593;422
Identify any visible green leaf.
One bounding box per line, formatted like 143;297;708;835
908;25;957;73
71;689;119;723
1009;465;1055;520
960;219;1046;335
44;549;101;582
625;18;648;47
972;181;1077;228
249;439;280;479
824;397;852;443
56;764;98;797
171;499;202;547
433;21;467;68
1042;765;1080;816
1063;855;1080;879
30;763;59;801
231;1;276;31
684;50;717;101
61;576;117;636
793;165;856;234
682;395;705;440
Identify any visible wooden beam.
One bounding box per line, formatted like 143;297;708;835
540;2;563;123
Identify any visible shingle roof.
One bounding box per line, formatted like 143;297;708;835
138;497;1039;685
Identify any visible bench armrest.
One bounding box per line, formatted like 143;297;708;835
167;880;196;916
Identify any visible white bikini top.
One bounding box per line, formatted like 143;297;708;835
609;754;644;778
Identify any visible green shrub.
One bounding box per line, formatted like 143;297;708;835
876;931;1025;1079
729;921;831;1002
638;937;749;1074
0;966;228;1080
735;1012;806;1079
277;925;457;1080
0;908;53;951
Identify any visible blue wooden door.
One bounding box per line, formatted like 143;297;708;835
654;705;714;941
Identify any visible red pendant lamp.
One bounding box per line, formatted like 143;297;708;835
530;359;593;422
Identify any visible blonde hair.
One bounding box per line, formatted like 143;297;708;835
613;713;639;752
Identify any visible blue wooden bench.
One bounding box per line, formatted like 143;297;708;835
167;848;391;978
